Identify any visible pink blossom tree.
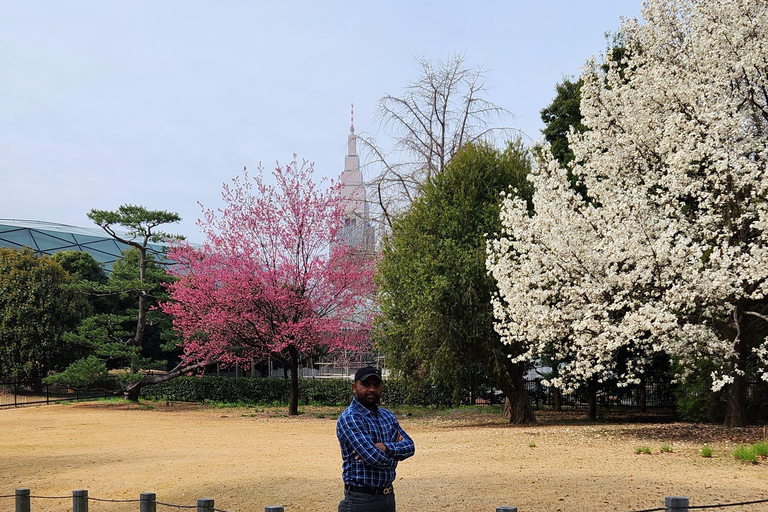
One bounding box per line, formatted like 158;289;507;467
162;157;376;415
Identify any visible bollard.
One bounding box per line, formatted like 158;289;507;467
666;496;689;512
497;508;518;512
141;493;157;512
265;507;285;512
197;498;215;512
73;490;88;512
15;488;30;512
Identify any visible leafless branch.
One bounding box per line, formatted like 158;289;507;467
359;54;518;234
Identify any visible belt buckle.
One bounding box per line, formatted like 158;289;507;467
383;487;392;495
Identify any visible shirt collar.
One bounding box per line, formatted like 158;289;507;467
351;397;378;415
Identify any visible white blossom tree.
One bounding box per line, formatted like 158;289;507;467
487;0;768;427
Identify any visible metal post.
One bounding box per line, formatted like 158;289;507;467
666;496;689;512
497;508;518;512
73;489;88;512
265;507;285;512
140;493;157;512
197;498;215;512
15;488;30;512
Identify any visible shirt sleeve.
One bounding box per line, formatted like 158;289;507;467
383;415;415;461
337;411;397;469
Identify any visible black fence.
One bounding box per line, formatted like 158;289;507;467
2;376;763;415
0;376;679;410
522;379;676;410
0;380;116;408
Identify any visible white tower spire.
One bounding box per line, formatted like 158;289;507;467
346;103;357;169
338;103;374;253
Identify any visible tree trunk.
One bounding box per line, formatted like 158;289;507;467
125;385;141;402
724;375;748;427
587;379;597;421
638;378;647;414
123;360;208;402
129;247;149;375
553;388;563;412
288;346;300;416
499;359;536;424
724;339;748;427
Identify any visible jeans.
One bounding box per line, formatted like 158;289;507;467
338;490;396;512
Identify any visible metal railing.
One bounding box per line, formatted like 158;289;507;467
0;380;115;408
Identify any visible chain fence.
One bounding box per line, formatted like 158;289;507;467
2;489;767;512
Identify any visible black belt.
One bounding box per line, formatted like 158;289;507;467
344;484;393;496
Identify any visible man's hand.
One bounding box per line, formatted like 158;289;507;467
352;434;404;461
353;442;388;462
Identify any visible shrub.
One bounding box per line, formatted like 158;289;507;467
140;375;456;407
701;445;713;458
660;445;672;453
673;359;726;423
636;446;651;454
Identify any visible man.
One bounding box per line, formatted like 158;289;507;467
336;366;415;512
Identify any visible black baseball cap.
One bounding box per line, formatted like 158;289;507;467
354;366;382;382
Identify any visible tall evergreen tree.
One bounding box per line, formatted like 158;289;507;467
376;142;536;423
0;248;88;383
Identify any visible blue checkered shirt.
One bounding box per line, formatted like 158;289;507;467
337;398;415;488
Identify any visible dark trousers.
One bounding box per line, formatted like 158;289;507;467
338;490;396;512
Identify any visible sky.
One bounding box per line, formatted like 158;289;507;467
1;1;643;242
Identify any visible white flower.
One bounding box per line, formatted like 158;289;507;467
487;0;768;393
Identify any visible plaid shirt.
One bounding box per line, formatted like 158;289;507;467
336;398;415;488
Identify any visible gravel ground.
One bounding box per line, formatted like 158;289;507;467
0;402;765;512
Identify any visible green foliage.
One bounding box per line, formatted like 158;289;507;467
0;248;89;382
300;379;354;406
51;251;108;285
733;445;757;464
87;204;183;244
733;443;768;464
381;377;456;407
660;445;673;453
141;376;457;407
701;445;713;458
635;446;651;454
376;141;533;405
753;442;768;457
540;78;585;168
42;355;108;387
48;204;183;394
143;376;292;404
56;248;173;372
673;359;727;423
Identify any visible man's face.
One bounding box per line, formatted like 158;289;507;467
353;376;382;408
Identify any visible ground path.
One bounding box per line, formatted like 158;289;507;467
0;402;765;512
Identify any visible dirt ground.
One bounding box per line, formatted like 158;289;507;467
0;402;766;512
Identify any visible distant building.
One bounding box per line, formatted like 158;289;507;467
0;219;168;272
336;105;375;254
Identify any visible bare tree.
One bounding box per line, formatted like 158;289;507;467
360;54;516;230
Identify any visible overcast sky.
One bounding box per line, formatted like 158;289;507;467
1;1;642;242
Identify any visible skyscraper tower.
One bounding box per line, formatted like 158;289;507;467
338;104;374;253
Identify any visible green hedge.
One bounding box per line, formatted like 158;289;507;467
141;376;456;407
